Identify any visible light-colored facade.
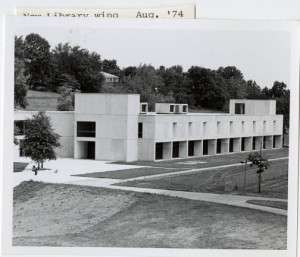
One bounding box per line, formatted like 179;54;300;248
14;94;283;162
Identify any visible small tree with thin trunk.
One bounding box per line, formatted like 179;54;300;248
23;112;60;169
247;152;270;193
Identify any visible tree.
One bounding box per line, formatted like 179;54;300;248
245;80;263;99
102;59;120;76
120;65;171;109
22;112;60;169
187;66;229;110
217;66;247;100
269;81;288;98
247;152;270;193
56;74;80;111
51;43;104;92
14;36;28;108
23;33;51;90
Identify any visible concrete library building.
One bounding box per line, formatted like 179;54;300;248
14;94;283;162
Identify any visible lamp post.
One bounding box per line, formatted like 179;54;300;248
240;159;248;192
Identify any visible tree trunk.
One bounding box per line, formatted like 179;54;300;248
37;162;40;170
258;173;261;193
41;161;44;169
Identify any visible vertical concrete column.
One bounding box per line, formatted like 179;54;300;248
221;139;229;153
179;141;188;158
208;139;217;155
264;136;273;149
244;137;252;151
163;142;172;160
233;138;241;152
255;136;263;150
194;140;203;156
274;135;283;148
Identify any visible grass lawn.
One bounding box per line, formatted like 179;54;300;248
13;162;29;173
246;200;287;210
117;159;288;199
13;181;286;249
74;167;188;179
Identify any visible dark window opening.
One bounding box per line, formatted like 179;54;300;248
229;138;234;152
263;136;266;149
235;103;245;114
141;104;147;112
182;105;187;112
241;138;246;151
252;137;256;150
273;136;276;148
77;122;96;137
19;139;25;156
87;141;95;159
155;143;163;160
188;141;194;156
15;120;26;135
216;139;222;154
170;105;174;112
138;122;143;138
203;140;208;155
172;142;179;158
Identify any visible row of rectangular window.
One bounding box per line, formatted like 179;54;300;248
138;120;277;139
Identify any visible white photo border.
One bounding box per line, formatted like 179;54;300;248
1;16;299;257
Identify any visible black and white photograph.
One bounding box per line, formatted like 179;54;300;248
2;17;299;256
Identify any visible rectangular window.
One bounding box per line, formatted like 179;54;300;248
241;137;246;151
235;103;245;114
229;121;233;134
216;139;222;154
155;143;163;160
203;122;207;136
253;121;256;133
77;121;96;137
182;105;188;112
172;142;180;158
217;121;221;134
252;137;256;150
173;122;177;137
188;141;194;156
141;104;147;112
188;122;192;135
14;120;26;135
203;140;208;155
19;139;25;156
229;138;234;152
138;122;143;138
170;105;174;112
175;105;180;113
263;120;267;133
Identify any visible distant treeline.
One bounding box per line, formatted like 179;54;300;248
15;33;290;132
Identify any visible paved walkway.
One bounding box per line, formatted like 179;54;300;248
121;156;288;182
14;156;288;216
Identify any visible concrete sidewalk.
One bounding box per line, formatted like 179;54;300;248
121;156;288;183
105;185;287;216
66;178;287;216
14;157;288;216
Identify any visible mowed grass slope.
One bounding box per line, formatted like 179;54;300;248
13;181;287;249
118;159;288;199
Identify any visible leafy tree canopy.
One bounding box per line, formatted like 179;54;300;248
22;112;61;168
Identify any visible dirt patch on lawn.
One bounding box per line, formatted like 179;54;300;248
13;181;136;238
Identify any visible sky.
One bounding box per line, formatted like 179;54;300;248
15;22;291;88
